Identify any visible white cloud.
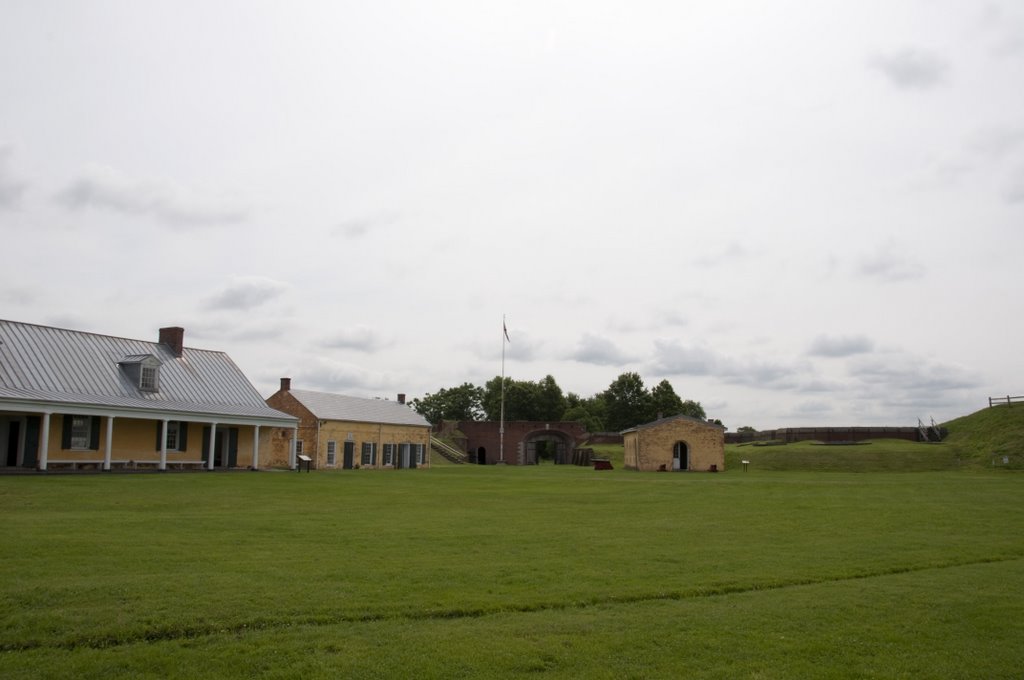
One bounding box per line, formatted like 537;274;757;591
850;356;978;394
55;164;247;227
788;399;835;418
569;333;639;366
205;277;289;311
320;326;390;352
332;213;400;238
856;246;926;282
0;144;27;209
650;339;802;389
693;242;752;268
808;335;875;358
289;357;396;395
868;49;950;90
649;340;719;376
1004;166;1024;203
970;126;1024;160
979;4;1024;57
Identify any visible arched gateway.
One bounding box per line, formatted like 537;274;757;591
451;421;590;465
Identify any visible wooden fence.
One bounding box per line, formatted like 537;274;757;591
988;395;1024;408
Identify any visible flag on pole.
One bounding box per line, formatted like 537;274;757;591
503;319;510;343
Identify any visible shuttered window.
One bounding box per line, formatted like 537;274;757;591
155;421;189;452
70;416;91;449
62;415;100;451
361;442;377;466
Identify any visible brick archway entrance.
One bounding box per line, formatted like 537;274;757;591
455;421;590;465
523;429;574;464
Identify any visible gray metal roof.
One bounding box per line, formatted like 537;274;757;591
620;412;725;434
0;319;295;424
288;389;430;427
118;354;155;364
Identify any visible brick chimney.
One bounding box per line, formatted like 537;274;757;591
159;327;184;358
280;378;291;392
397;393;406;405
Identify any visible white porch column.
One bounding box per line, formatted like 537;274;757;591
103;416;114;470
252;425;261;470
39;412;51;471
207;423;217;470
159;418;169;471
289;426;297;469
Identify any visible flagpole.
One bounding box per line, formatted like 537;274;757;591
499;314;506;463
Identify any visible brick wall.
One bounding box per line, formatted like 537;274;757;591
265;390;318;468
456;421;590;464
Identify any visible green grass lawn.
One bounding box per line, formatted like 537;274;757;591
1;465;1022;678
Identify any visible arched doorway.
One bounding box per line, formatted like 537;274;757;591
523;430;574;465
476;446;486;465
672;441;689;471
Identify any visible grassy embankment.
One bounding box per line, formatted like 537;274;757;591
725;405;1024;472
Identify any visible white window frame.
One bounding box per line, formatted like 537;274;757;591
414;443;424;465
140;366;157;391
383;443;395;466
326;440;337;467
166;421;180;450
295;440;304;455
70;415;92;450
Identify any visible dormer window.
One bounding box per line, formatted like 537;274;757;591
119;354;162;392
140;366;157;391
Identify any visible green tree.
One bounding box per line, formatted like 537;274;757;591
481;376;543;421
602;372;652;432
506;380;543;421
535;375;567;421
583;394;608;431
481;376;508;421
562;393;608;432
648;379;685;421
410;383;483;425
679;399;707;420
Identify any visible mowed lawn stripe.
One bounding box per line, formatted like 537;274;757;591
3;557;1022;679
4;552;1021;653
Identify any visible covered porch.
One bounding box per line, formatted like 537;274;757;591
0;398;298;472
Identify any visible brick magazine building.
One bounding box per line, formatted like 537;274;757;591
622;414;725;472
266;379;431;470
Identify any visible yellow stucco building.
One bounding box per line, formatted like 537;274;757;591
266;379;431;470
0;320;297;471
623;414;725;472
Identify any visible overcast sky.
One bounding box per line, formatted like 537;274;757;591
2;1;1022;429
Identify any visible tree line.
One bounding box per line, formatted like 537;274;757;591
410;372;716;433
